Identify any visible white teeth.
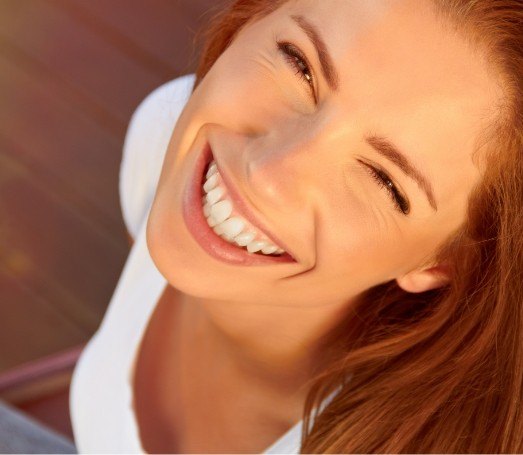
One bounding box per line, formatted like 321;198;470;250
210;200;232;224
234;231;256;246
247;240;268;253
206;214;219;227
216;217;245;239
203;173;218;193
203;202;212;217
261;244;278;255
206;186;224;205
206;162;217;179
222;234;237;242
213;224;225;236
201;164;287;257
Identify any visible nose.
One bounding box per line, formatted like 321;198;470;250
245;125;323;214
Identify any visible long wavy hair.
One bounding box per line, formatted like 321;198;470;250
189;0;523;452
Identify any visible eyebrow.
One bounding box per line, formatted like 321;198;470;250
365;134;438;211
290;14;340;92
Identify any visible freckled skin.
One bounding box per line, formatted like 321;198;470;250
145;0;503;398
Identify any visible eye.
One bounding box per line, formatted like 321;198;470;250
276;41;317;104
359;160;411;215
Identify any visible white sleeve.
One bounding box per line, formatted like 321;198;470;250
119;73;196;240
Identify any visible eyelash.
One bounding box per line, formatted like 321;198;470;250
360;161;411;215
277;41;317;103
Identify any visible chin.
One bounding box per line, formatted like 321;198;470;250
145;192;235;300
145;189;197;290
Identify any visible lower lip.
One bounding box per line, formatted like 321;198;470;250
182;143;297;266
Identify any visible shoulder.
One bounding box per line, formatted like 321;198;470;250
119;73;196;240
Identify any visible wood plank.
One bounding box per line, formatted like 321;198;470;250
0;45;130;329
0;344;82;410
0;0;166;128
55;0;224;76
0;150;127;335
0;345;84;439
56;0;187;77
176;0;228;19
0;50;126;236
0;270;86;371
17;386;74;441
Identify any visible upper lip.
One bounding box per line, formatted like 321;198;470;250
210;148;296;261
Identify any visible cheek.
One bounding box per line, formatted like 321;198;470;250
318;227;408;291
191;46;299;131
316;186;424;287
316;197;387;278
317;161;452;283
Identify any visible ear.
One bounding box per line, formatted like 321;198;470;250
395;262;450;293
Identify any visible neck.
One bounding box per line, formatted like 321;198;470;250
176;291;356;392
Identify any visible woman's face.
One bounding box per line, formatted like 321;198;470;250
147;0;502;307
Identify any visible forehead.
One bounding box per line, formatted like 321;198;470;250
275;0;503;207
282;0;501;112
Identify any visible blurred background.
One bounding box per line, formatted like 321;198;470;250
0;0;217;447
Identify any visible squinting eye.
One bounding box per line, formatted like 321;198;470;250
276;41;317;104
359;160;411;215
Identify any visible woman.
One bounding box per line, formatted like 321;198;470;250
70;0;523;453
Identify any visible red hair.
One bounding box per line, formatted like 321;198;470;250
192;1;523;452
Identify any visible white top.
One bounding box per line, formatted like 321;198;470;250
69;73;340;454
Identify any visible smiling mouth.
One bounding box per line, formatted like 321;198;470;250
182;141;296;266
201;159;286;256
